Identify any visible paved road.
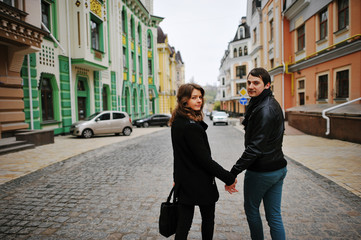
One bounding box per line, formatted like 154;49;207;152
0;119;360;239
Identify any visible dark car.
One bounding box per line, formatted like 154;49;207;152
132;114;171;128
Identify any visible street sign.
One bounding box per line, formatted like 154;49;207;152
239;87;247;96
239;97;247;105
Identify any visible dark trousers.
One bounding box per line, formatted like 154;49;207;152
175;203;216;240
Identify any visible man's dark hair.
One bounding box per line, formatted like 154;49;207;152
247;67;271;85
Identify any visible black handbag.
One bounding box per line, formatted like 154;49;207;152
159;186;178;237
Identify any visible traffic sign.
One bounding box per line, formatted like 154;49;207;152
239;97;247;105
239;87;247;96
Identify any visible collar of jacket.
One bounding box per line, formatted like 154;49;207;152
189;119;208;131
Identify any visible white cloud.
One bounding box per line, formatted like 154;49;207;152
153;0;248;86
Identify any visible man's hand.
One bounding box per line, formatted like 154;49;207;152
225;179;238;194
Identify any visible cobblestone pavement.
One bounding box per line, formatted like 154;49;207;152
0;121;361;239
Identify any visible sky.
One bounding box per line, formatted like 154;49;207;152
153;0;248;86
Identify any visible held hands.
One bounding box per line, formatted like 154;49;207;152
225;178;238;194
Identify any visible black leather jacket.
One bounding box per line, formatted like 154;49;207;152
231;90;287;175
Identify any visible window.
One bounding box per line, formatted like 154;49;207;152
270;59;274;68
113;112;125;119
131;52;135;72
138;25;141;44
98;113;110;121
233;48;237;58
336;70;349;98
319;8;328;40
1;0;15;6
244;46;248;55
318;75;328;100
123;47;127;68
297;25;305;51
122;9;126;34
338;0;349;30
222;91;225;98
222;78;225;86
91;16;102;51
239;27;244;39
147;34;152;49
130;18;135;40
269;20;274;42
253;28;257;43
239;47;243;56
254;57;258;68
236;66;247;78
298;80;305;89
148;59;152;75
41;1;51;30
41;78;54;121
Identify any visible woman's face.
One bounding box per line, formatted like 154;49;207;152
186;89;203;111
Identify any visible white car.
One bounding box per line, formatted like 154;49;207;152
70;111;133;138
212;111;229;126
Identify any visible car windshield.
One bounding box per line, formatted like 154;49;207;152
85;112;101;121
214;112;227;116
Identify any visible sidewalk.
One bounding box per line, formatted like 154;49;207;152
1;122;360;198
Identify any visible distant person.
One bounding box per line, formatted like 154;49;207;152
226;68;287;240
170;83;237;239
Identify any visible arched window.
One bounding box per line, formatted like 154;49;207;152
122;9;126;34
41;78;54;121
138;24;141;44
244;46;248;55
130;18;135;40
147;33;152;49
239;47;243;56
233;48;237;58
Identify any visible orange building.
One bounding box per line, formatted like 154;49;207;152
265;0;361;109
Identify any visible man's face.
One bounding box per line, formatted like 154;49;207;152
247;75;270;97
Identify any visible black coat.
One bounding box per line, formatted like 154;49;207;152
171;116;235;205
231;89;287;175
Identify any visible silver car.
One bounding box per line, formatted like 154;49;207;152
70;111;132;138
212;111;229;126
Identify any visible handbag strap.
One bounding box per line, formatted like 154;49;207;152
167;186;176;203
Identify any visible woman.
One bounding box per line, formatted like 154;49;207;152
169;83;237;239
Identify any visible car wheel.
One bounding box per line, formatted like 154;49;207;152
226;122;228;125
82;129;93;138
143;122;149;128
123;127;132;136
213;122;216;126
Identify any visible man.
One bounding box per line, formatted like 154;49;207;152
226;68;287;240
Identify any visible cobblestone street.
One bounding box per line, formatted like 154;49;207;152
0;120;360;239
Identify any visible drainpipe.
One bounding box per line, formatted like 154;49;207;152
27;55;33;130
66;0;74;122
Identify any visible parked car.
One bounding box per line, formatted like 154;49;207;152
70;111;132;138
209;110;218;120
212;111;229;126
132;114;171;127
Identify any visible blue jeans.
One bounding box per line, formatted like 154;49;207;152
244;167;287;240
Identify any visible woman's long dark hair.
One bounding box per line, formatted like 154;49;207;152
169;83;205;125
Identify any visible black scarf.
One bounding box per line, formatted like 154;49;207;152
242;88;272;130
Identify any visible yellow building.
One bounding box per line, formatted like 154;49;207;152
157;27;180;114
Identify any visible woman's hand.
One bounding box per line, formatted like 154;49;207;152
225;179;238;194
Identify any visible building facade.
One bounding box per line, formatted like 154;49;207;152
218;0;360;116
0;0;47;138
217;17;252;116
157;27;180;115
10;0;164;137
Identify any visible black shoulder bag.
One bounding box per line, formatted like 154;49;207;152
159;186;178;237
